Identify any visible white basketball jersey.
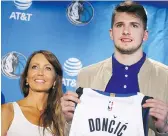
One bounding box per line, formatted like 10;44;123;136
69;88;146;136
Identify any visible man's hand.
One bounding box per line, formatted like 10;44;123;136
143;99;168;133
60;91;80;123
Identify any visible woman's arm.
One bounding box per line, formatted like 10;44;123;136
1;103;14;136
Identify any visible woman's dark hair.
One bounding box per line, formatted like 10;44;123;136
20;50;64;136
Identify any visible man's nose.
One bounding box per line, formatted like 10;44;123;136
122;26;130;35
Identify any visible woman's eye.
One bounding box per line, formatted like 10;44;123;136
46;67;52;71
32;65;38;69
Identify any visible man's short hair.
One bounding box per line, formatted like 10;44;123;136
111;1;147;30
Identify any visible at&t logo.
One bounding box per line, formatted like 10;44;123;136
14;0;32;10
64;58;82;77
9;0;32;21
63;58;83;87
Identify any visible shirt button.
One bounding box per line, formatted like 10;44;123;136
125;67;128;70
125;74;128;77
123;85;127;88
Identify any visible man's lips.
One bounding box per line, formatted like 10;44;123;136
120;38;133;42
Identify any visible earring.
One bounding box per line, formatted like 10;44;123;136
52;81;56;89
26;82;29;86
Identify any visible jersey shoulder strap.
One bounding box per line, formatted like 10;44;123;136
76;87;83;98
142;96;153;136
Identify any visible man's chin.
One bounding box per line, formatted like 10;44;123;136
119;50;135;55
115;45;142;55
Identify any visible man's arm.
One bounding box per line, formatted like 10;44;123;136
61;91;80;136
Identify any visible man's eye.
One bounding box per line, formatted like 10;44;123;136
132;24;138;28
116;24;123;27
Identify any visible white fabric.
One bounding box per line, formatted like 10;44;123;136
69;88;145;136
7;102;53;136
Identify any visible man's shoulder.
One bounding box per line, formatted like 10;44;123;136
147;58;168;73
76;57;111;88
79;57;111;76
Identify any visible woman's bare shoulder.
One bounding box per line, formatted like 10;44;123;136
2;103;14;114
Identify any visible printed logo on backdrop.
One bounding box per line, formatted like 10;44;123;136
63;58;83;88
14;0;32;10
9;0;33;21
1;51;27;79
66;0;94;26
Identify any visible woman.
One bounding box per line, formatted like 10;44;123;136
1;50;64;136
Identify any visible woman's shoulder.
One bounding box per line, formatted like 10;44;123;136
1;102;15;129
2;102;14;114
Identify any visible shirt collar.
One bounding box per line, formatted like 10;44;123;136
112;52;146;73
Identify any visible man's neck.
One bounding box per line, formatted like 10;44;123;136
114;50;144;66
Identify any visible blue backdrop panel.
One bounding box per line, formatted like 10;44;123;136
1;1;168;104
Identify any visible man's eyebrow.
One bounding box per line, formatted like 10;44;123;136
114;22;124;25
114;22;141;26
130;22;141;25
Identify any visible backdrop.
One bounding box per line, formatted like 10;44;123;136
1;1;168;104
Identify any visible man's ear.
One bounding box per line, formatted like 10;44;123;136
143;30;148;41
109;29;113;40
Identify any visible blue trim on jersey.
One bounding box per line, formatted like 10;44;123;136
142;96;152;136
143;110;149;136
93;89;137;97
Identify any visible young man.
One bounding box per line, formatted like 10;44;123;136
61;1;168;136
